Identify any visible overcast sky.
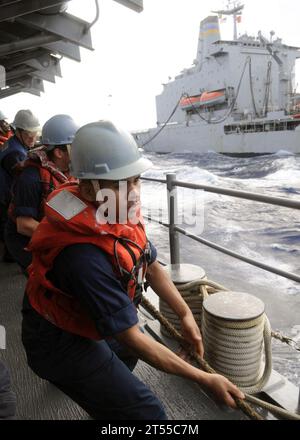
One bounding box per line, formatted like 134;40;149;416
1;0;300;131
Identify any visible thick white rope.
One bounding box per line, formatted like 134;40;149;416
202;311;273;394
159;278;225;337
152;278;299;420
160;278;272;394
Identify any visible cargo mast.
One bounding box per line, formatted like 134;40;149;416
212;1;244;40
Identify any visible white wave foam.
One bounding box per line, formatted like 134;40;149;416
271;243;299;254
265;168;300;184
273;150;295;157
177;167;220;185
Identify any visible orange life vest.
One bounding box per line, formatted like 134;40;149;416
26;183;150;340
0;130;13;146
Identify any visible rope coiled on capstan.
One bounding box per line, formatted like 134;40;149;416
160;278;272;394
141;294;300;421
159;278;228;337
202;308;272;394
141;295;264;421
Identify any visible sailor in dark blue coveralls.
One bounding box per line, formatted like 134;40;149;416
0;110;40;262
5;114;79;272
22;121;244;420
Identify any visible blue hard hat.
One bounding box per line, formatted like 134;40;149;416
42;114;79;151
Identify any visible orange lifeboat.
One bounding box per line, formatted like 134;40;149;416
180;95;202;108
180;90;226;110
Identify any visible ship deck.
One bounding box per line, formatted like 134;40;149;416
0;245;248;421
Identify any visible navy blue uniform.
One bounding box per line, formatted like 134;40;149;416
0;135;27;205
0;136;27;244
5;167;42;270
22;242;167;420
0;360;16;420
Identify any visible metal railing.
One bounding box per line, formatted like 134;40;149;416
142;173;300;284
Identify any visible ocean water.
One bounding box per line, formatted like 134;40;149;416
141;152;300;387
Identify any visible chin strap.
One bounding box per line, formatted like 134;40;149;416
91;180;101;201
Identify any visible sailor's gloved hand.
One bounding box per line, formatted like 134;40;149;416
179;312;204;359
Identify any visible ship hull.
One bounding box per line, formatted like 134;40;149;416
135;122;300;155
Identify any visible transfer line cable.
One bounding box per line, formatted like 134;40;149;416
141;94;185;147
83;0;100;34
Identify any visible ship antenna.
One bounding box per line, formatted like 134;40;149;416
212;1;244;40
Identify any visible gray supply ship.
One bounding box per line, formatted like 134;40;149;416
134;2;300;155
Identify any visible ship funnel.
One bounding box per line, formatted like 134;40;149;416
197;16;220;62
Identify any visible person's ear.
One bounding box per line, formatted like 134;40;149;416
53;147;63;159
79;180;96;202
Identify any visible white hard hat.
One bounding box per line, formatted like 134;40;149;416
70;120;152;180
13;109;40;132
0;110;8;121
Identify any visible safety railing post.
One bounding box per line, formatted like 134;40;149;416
167;173;180;265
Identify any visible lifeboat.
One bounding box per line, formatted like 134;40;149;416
180;90;226;110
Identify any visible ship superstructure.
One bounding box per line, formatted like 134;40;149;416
135;2;300;155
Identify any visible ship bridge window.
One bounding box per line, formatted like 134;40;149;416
224;119;300;135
